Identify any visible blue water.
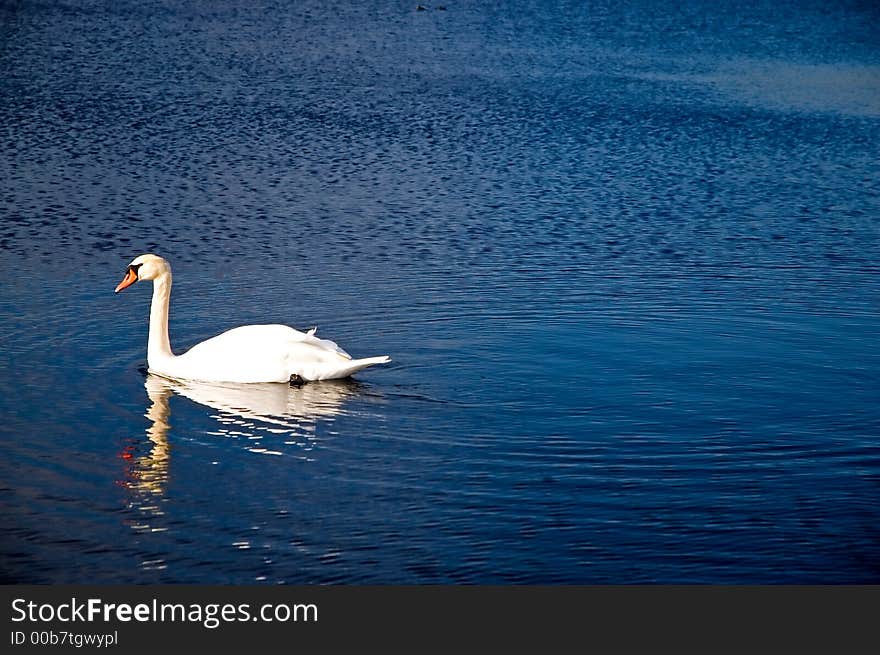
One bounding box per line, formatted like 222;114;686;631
1;0;878;583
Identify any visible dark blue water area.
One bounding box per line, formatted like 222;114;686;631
1;0;879;583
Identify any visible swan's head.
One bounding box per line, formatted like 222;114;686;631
115;254;171;293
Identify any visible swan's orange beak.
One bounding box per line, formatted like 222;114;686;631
115;268;138;293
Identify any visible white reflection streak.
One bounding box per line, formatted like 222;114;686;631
122;374;362;539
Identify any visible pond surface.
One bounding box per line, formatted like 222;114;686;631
1;0;878;583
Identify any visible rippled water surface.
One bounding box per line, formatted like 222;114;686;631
1;0;879;583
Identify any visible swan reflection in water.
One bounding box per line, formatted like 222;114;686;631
120;373;364;536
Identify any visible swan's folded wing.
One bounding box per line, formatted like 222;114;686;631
173;324;357;383
294;330;351;360
284;325;351;359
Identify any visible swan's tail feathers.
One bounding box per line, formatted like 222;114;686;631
321;355;391;380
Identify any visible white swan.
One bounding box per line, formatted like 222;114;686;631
115;254;391;383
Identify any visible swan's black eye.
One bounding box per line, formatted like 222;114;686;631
129;263;143;277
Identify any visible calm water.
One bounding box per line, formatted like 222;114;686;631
1;0;879;583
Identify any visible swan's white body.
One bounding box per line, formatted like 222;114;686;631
116;254;391;383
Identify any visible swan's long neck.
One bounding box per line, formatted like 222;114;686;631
147;272;174;366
